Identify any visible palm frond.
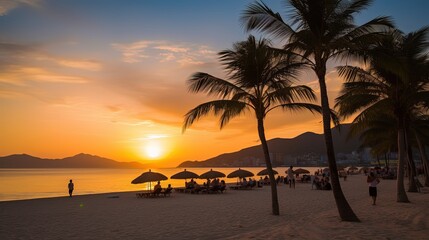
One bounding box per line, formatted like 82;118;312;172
188;72;244;98
182;100;247;132
241;1;295;39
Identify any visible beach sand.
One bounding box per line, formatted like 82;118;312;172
1;175;428;240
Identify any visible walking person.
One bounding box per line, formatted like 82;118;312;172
367;172;380;205
287;166;295;189
68;179;74;197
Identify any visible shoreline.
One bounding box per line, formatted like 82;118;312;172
1;175;428;239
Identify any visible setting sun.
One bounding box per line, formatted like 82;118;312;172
143;141;163;159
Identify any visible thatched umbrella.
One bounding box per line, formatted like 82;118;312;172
131;169;168;190
359;167;369;173
293;168;310;174
227;168;254;184
170;169;199;180
348;166;359;171
257;168;278;176
171;169;199;187
199;169;225;179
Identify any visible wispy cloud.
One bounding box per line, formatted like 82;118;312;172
111;40;153;63
57;59;102;71
0;0;43;16
0;66;88;84
0;41;103;72
112;40;217;66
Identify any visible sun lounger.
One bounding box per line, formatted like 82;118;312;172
229;185;252;190
136;187;163;198
160;188;172;197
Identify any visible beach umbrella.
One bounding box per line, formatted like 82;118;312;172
227;168;254;178
170;169;199;180
199;169;226;179
348;166;358;171
227;168;254;185
131;169;168;190
257;168;278;176
293;168;310;174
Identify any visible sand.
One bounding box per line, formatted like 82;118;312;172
1;175;428;240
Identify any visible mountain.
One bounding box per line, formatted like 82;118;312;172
0;153;145;168
178;124;362;167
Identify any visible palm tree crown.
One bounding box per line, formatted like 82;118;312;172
183;35;320;131
335;27;429;201
241;0;392;222
183;35;323;215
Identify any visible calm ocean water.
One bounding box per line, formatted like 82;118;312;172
0;167;323;201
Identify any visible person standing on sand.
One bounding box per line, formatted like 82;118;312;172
287;166;295;189
367;172;380;205
68;179;74;197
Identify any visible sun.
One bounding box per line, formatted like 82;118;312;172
143;141;163;159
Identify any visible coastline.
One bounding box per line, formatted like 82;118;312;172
1;175;428;239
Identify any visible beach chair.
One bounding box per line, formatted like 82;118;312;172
136;190;151;198
161;188;173;197
138;187;162;198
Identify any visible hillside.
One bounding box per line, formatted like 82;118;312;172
178;124;361;167
0;153;145;168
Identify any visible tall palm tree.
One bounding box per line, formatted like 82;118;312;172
335;28;429;202
241;0;393;221
183;35;325;215
350;111;397;157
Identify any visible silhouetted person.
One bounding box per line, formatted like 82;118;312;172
287;166;295;188
367;172;380;205
68;179;74;197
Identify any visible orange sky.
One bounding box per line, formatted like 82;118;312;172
1;0;426;167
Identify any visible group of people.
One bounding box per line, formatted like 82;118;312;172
239;177;258;188
312;176;332;190
154;181;173;192
185;178;226;193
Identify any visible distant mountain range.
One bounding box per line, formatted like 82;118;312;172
0;153;146;169
1;124;361;169
178;124;361;168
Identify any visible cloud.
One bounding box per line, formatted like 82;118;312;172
154;45;188;53
0;41;103;72
0;66;88;84
111;40;153;63
0;0;43;16
57;59;102;71
112;39;217;66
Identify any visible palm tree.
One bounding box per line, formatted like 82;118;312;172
183;35;325;215
335;28;429;202
241;0;393;221
350;111;397;158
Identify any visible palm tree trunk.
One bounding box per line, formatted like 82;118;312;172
318;71;359;222
257;117;279;215
396;128;410;202
406;144;418;192
405;129;418;192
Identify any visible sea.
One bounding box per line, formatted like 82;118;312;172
0;167;324;201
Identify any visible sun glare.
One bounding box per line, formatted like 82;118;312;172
143;141;163;159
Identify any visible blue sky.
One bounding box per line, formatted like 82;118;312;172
0;0;428;165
